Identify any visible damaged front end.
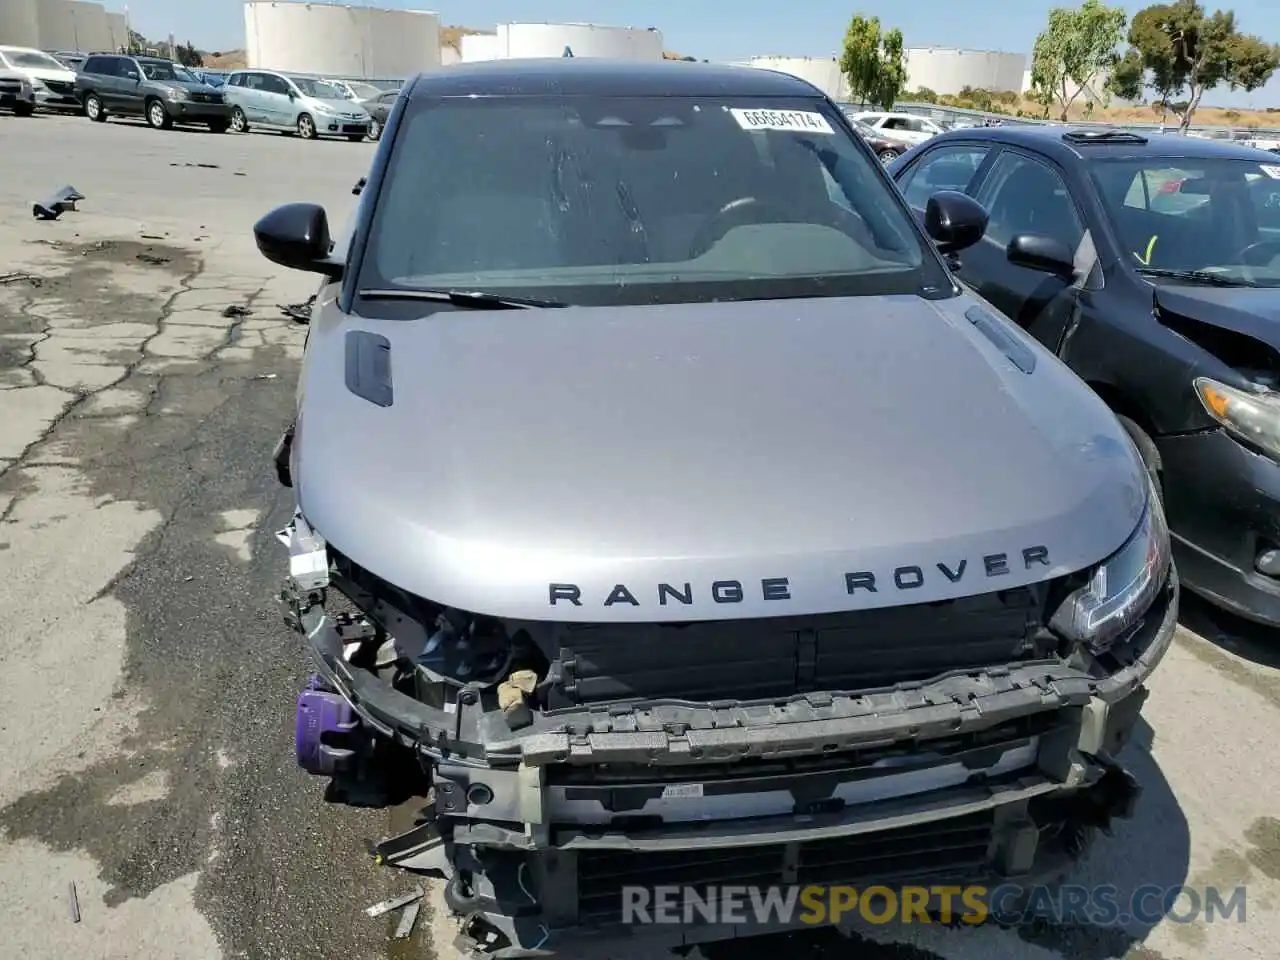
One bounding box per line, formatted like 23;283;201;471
277;502;1177;958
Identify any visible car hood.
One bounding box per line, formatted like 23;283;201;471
307;96;364;112
1152;282;1280;348
19;66;75;83
295;293;1148;622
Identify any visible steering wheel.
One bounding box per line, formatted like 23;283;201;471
686;196;875;260
1234;238;1280;267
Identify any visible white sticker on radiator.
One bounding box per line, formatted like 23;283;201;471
730;108;834;134
1261;164;1280;179
661;782;705;800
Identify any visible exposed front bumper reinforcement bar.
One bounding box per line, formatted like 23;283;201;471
280;545;1178;958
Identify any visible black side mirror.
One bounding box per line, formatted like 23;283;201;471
254;203;343;278
1007;233;1076;277
924;190;988;254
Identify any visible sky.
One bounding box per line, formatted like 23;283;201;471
118;0;1280;108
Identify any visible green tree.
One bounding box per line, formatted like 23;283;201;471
1030;0;1128;121
838;15;908;109
175;41;203;67
1109;1;1280;132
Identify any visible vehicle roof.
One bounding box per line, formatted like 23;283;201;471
927;123;1280;163
404;58;824;99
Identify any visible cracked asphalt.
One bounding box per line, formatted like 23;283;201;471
1;112;1278;960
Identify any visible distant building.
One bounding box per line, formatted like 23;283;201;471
0;0;127;54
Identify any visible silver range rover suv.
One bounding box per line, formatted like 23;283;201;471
255;58;1178;958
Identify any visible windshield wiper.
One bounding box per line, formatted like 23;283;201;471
357;288;566;309
1135;267;1257;287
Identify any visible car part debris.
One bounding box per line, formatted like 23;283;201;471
392;899;421;939
0;273;36;285
32;185;85;221
278;294;316;323
67;881;80;923
222;305;252;318
170;162;221;169
365;887;424;918
137;253;170;265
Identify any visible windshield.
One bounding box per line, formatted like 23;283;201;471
1091;156;1280;286
361;95;947;307
2;49;66;70
139;60;198;82
292;77;344;99
346;81;382;101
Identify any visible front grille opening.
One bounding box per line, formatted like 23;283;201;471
550;585;1052;707
575;811;995;922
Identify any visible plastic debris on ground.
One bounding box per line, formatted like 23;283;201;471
32;185;85;221
364;886;424;918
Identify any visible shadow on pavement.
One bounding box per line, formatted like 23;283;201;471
1178;591;1280;670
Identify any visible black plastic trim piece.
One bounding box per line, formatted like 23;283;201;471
344;329;393;407
966;305;1037;374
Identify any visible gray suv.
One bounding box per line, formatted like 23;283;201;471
75;53;231;132
254;59;1178;956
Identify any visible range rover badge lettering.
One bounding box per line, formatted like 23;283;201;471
547;547;1050;607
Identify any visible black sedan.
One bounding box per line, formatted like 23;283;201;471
889;125;1280;626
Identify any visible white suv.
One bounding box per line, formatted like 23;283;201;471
851;111;947;146
0;45;79;111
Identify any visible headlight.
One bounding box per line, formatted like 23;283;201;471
166;87;188;101
1194;376;1280;460
30;78;47;91
1049;477;1171;653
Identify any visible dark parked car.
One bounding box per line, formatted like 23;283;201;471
850;117;912;163
890;125;1280;626
254;59;1175;954
359;87;400;140
74;53;232;131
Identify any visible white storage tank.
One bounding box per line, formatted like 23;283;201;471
904;47;1027;96
244;1;441;78
36;0;112;53
459;32;499;62
105;10;125;51
0;0;41;49
748;57;848;100
468;22;663;61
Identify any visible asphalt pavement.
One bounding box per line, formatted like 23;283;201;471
0;110;1277;960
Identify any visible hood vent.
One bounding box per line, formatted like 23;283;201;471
344;330;393;407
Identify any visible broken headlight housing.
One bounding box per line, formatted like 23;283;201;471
1194;376;1280;461
1050;477;1170;653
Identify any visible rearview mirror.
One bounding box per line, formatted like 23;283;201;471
1007;233;1076;277
253;203;343;278
924;190;988;254
124;71;139;81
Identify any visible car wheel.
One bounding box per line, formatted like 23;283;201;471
13;102;34;118
879;148;900;163
84;93;106;122
229;107;248;133
297;113;316;140
1116;414;1163;498
368;117;382;141
146;98;173;130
